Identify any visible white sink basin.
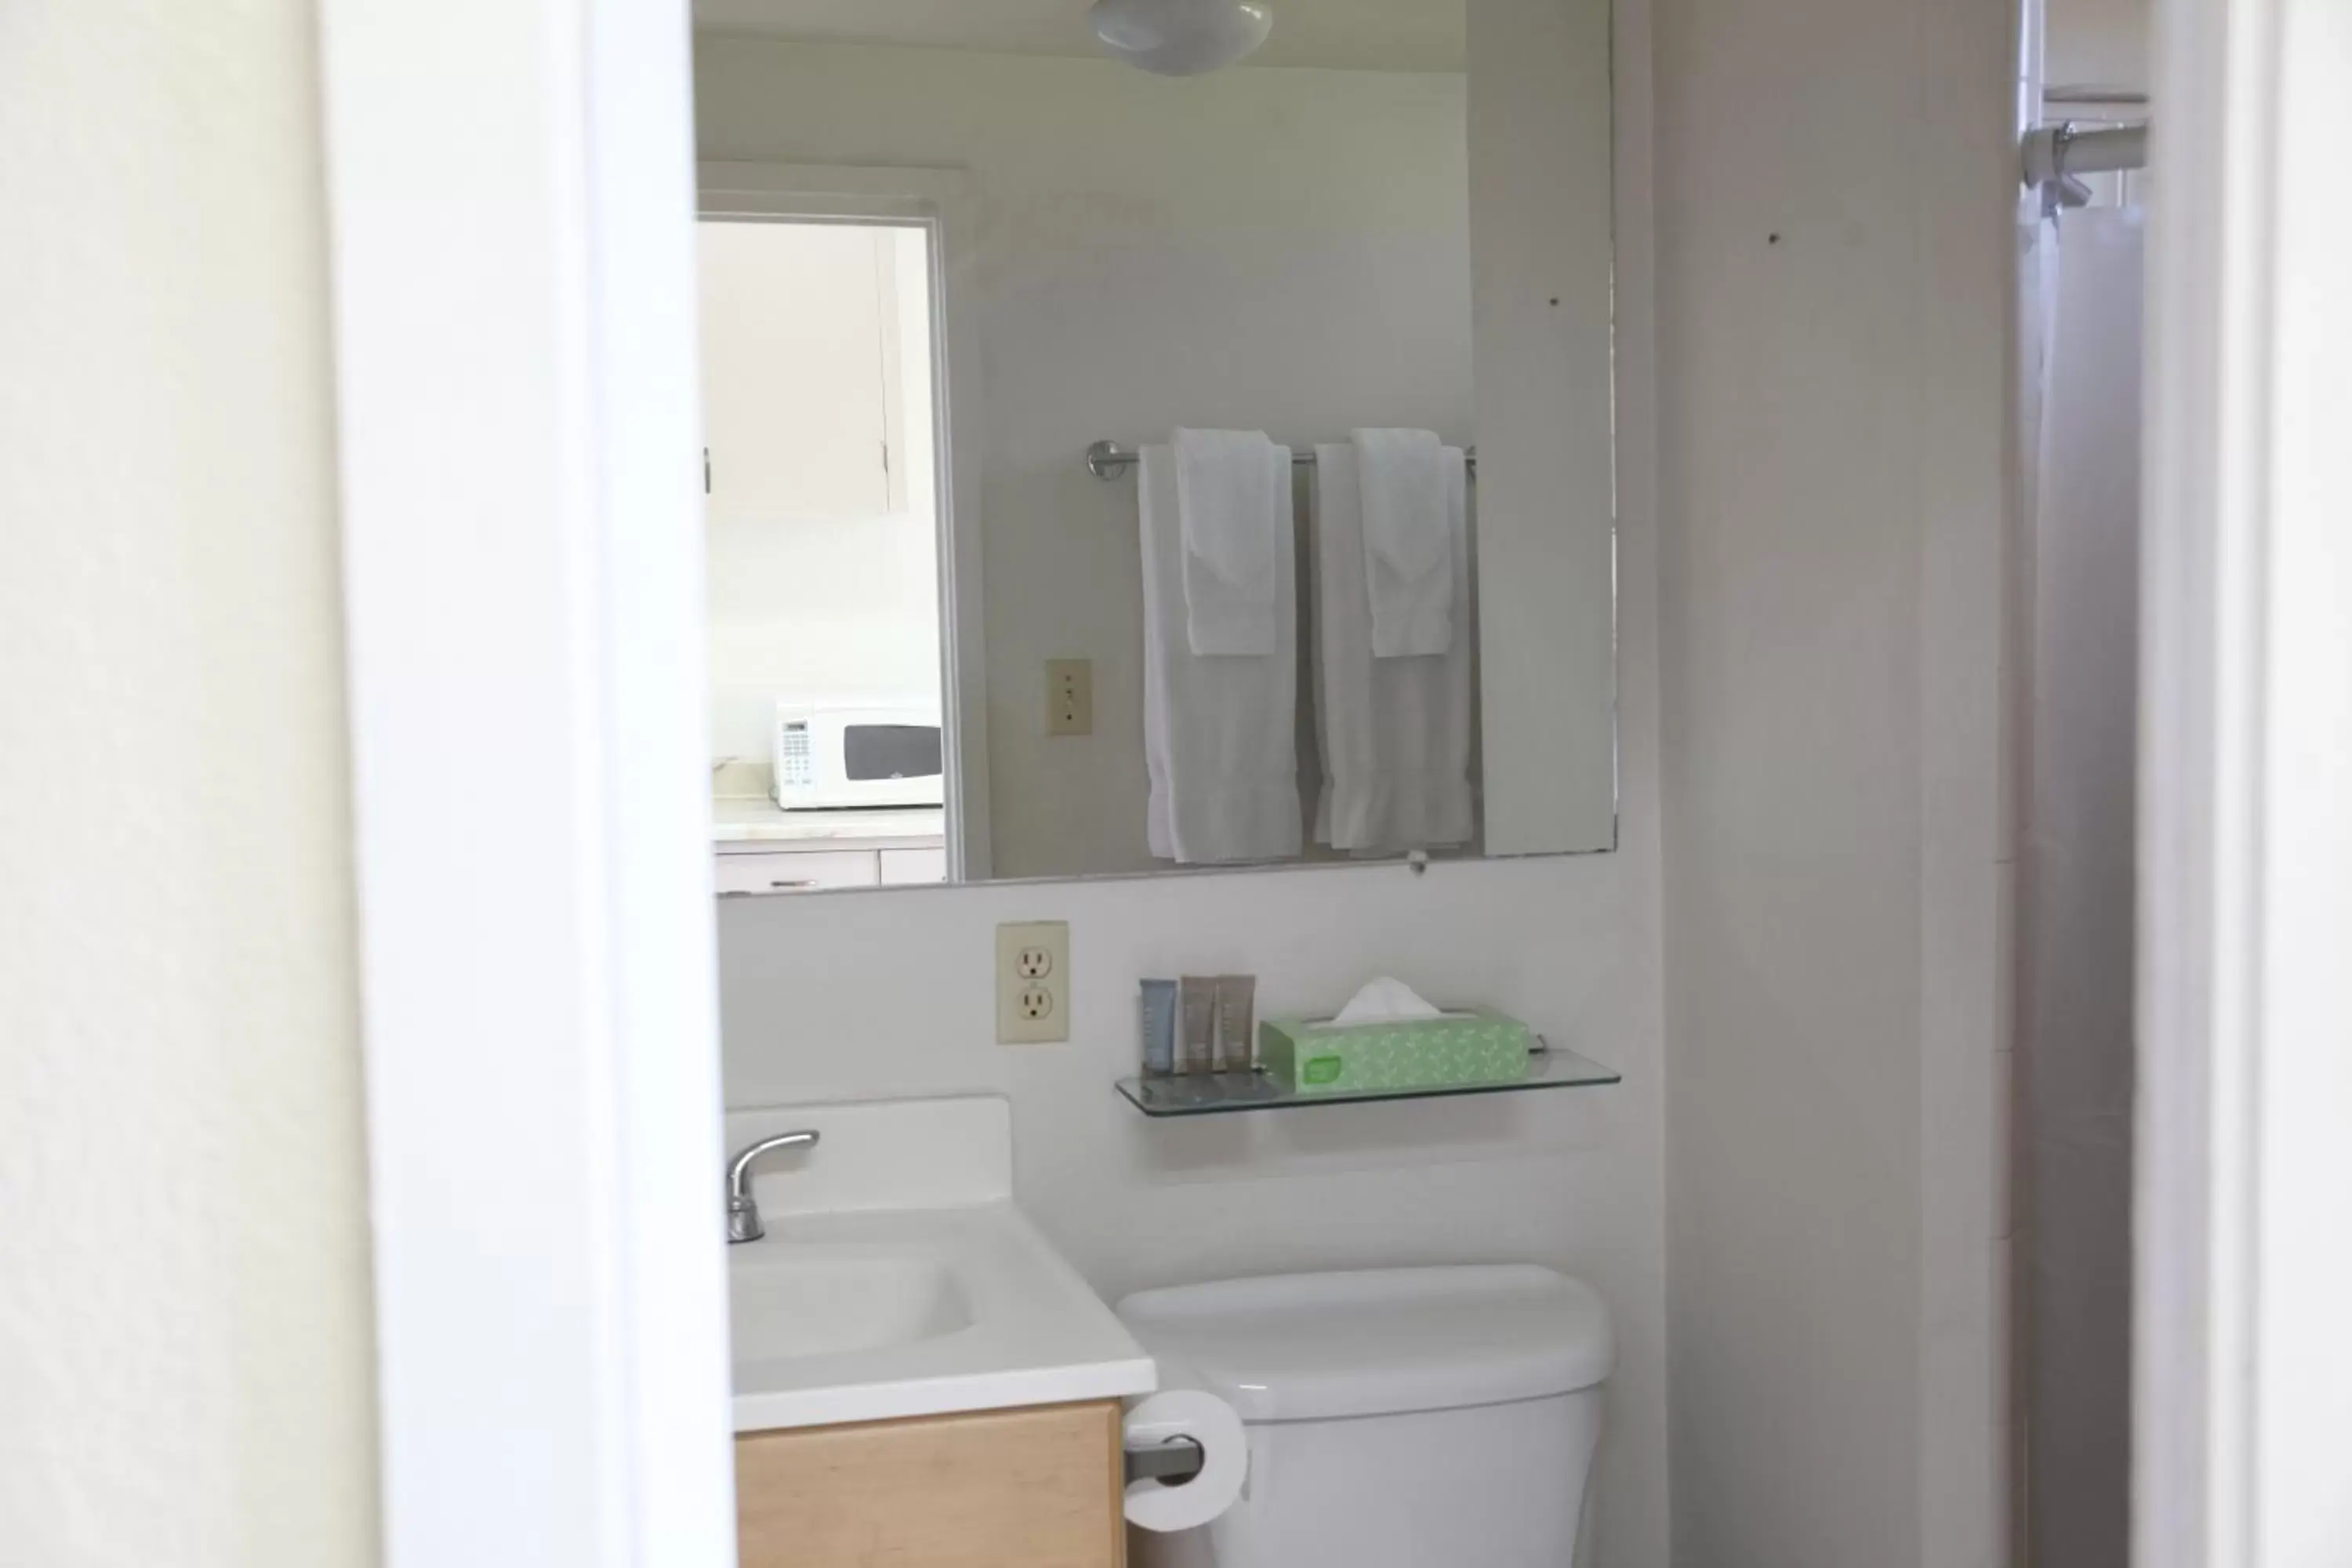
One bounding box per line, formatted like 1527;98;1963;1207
731;1247;973;1362
725;1096;1156;1432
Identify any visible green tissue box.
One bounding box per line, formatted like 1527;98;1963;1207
1258;1007;1533;1095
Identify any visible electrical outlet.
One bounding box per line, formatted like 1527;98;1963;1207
1047;659;1093;736
996;920;1069;1044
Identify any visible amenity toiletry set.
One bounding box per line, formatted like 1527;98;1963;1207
1138;975;1256;1075
1138;973;1535;1094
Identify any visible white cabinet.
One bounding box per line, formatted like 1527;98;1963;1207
713;848;884;895
697;221;907;521
879;846;949;885
713;836;947;895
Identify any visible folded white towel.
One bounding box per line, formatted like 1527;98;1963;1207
1351;428;1453;657
1311;443;1474;854
1173;428;1283;656
1142;444;1304;864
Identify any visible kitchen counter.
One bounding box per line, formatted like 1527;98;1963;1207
712;796;945;847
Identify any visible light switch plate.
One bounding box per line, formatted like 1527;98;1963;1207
996;920;1069;1044
1047;659;1093;736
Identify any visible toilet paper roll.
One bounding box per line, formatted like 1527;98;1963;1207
1122;1389;1248;1533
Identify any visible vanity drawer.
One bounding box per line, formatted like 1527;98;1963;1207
736;1399;1124;1568
878;844;949;884
713;848;880;895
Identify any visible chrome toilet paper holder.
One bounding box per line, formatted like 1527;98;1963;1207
1124;1433;1207;1485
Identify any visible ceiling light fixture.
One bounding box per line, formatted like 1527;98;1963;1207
1088;0;1274;77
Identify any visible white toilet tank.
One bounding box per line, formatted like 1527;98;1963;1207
1117;1265;1613;1568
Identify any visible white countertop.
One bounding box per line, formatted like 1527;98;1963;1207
724;1095;1155;1432
711;796;944;847
729;1202;1155;1432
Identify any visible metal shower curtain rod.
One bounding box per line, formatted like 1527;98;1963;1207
2021;120;2150;186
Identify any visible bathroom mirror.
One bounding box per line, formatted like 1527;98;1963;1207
691;0;1616;891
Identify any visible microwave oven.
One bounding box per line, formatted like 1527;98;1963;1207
771;701;946;811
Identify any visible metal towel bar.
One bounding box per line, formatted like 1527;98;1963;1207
1087;438;1477;481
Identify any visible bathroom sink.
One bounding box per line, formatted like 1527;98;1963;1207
725;1096;1155;1432
730;1247;973;1361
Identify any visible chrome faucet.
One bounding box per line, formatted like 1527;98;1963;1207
726;1129;820;1243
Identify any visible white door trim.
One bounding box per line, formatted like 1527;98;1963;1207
316;2;735;1565
2138;0;2352;1562
698;162;994;882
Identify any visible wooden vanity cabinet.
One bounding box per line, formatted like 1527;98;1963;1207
735;1399;1127;1568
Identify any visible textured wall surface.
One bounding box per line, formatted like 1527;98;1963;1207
0;4;381;1564
1653;0;2015;1559
2045;0;2148;90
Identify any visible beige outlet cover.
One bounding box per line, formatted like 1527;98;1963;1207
1046;659;1093;737
995;920;1069;1044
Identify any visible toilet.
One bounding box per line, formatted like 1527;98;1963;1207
1117;1265;1613;1567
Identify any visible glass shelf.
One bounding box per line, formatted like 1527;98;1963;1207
1114;1044;1621;1118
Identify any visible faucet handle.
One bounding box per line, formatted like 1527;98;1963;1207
724;1128;822;1245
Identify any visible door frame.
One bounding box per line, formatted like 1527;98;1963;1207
696;162;994;883
315;1;735;1565
2137;0;2352;1561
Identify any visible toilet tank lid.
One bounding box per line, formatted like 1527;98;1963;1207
1115;1265;1612;1423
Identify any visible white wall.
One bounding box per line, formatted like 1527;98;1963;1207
0;4;380;1565
2045;0;2149;89
706;499;943;757
703;223;943;762
1651;0;2014;1563
695;41;1476;877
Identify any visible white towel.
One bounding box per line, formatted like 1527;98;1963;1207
1310;443;1474;855
1173;428;1283;655
1352;428;1453;657
1141;444;1303;864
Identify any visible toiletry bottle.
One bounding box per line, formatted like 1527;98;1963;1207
1139;979;1178;1076
1178;976;1218;1075
1214;975;1258;1073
